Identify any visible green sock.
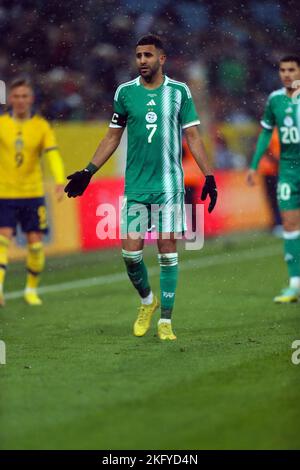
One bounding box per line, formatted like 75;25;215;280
158;253;178;320
122;249;151;298
284;231;300;278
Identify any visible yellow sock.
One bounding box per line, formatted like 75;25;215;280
26;272;40;289
0;269;5;287
26;242;45;290
0;234;10;288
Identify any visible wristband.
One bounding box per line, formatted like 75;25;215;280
85;162;99;175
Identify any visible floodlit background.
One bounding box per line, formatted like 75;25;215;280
2;0;297;121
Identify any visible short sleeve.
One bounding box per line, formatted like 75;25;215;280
43;121;57;151
260;95;275;130
109;86;128;128
179;85;200;129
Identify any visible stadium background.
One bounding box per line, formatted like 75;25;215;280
1;0;297;258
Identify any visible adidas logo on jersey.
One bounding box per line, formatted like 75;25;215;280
146;99;156;106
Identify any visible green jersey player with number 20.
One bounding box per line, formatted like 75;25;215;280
65;34;217;339
248;55;300;303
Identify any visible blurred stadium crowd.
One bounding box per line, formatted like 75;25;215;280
0;0;299;123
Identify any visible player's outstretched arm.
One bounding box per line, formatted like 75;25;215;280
184;125;217;213
247;128;273;186
64;127;124;198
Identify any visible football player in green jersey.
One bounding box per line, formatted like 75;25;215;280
248;55;300;303
65;34;217;339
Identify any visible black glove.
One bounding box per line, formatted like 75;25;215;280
201;175;218;213
64;169;93;198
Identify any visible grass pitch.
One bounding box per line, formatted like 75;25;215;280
0;233;299;450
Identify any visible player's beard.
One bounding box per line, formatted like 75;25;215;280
285;84;296;96
140;61;160;82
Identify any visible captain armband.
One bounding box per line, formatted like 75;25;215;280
110;112;127;128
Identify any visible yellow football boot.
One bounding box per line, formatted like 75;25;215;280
133;295;159;337
273;287;300;304
24;289;42;306
157;321;177;341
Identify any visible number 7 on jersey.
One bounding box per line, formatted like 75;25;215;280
146;124;157;143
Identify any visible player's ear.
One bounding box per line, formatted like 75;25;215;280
159;53;166;66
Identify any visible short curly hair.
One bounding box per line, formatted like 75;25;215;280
136;34;165;53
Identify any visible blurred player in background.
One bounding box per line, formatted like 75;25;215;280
247;55;300;303
258;128;282;236
65;34;217;340
0;78;65;307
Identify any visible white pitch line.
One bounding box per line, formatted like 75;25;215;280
5;244;282;300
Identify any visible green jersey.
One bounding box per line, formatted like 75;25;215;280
261;87;300;168
109;75;200;194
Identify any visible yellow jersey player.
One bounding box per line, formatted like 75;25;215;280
0;77;65;307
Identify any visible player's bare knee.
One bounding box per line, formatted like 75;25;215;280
282;214;300;232
122;236;144;252
283;222;300;232
157;238;177;254
26;231;43;244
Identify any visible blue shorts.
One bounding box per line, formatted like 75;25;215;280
0;197;48;235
